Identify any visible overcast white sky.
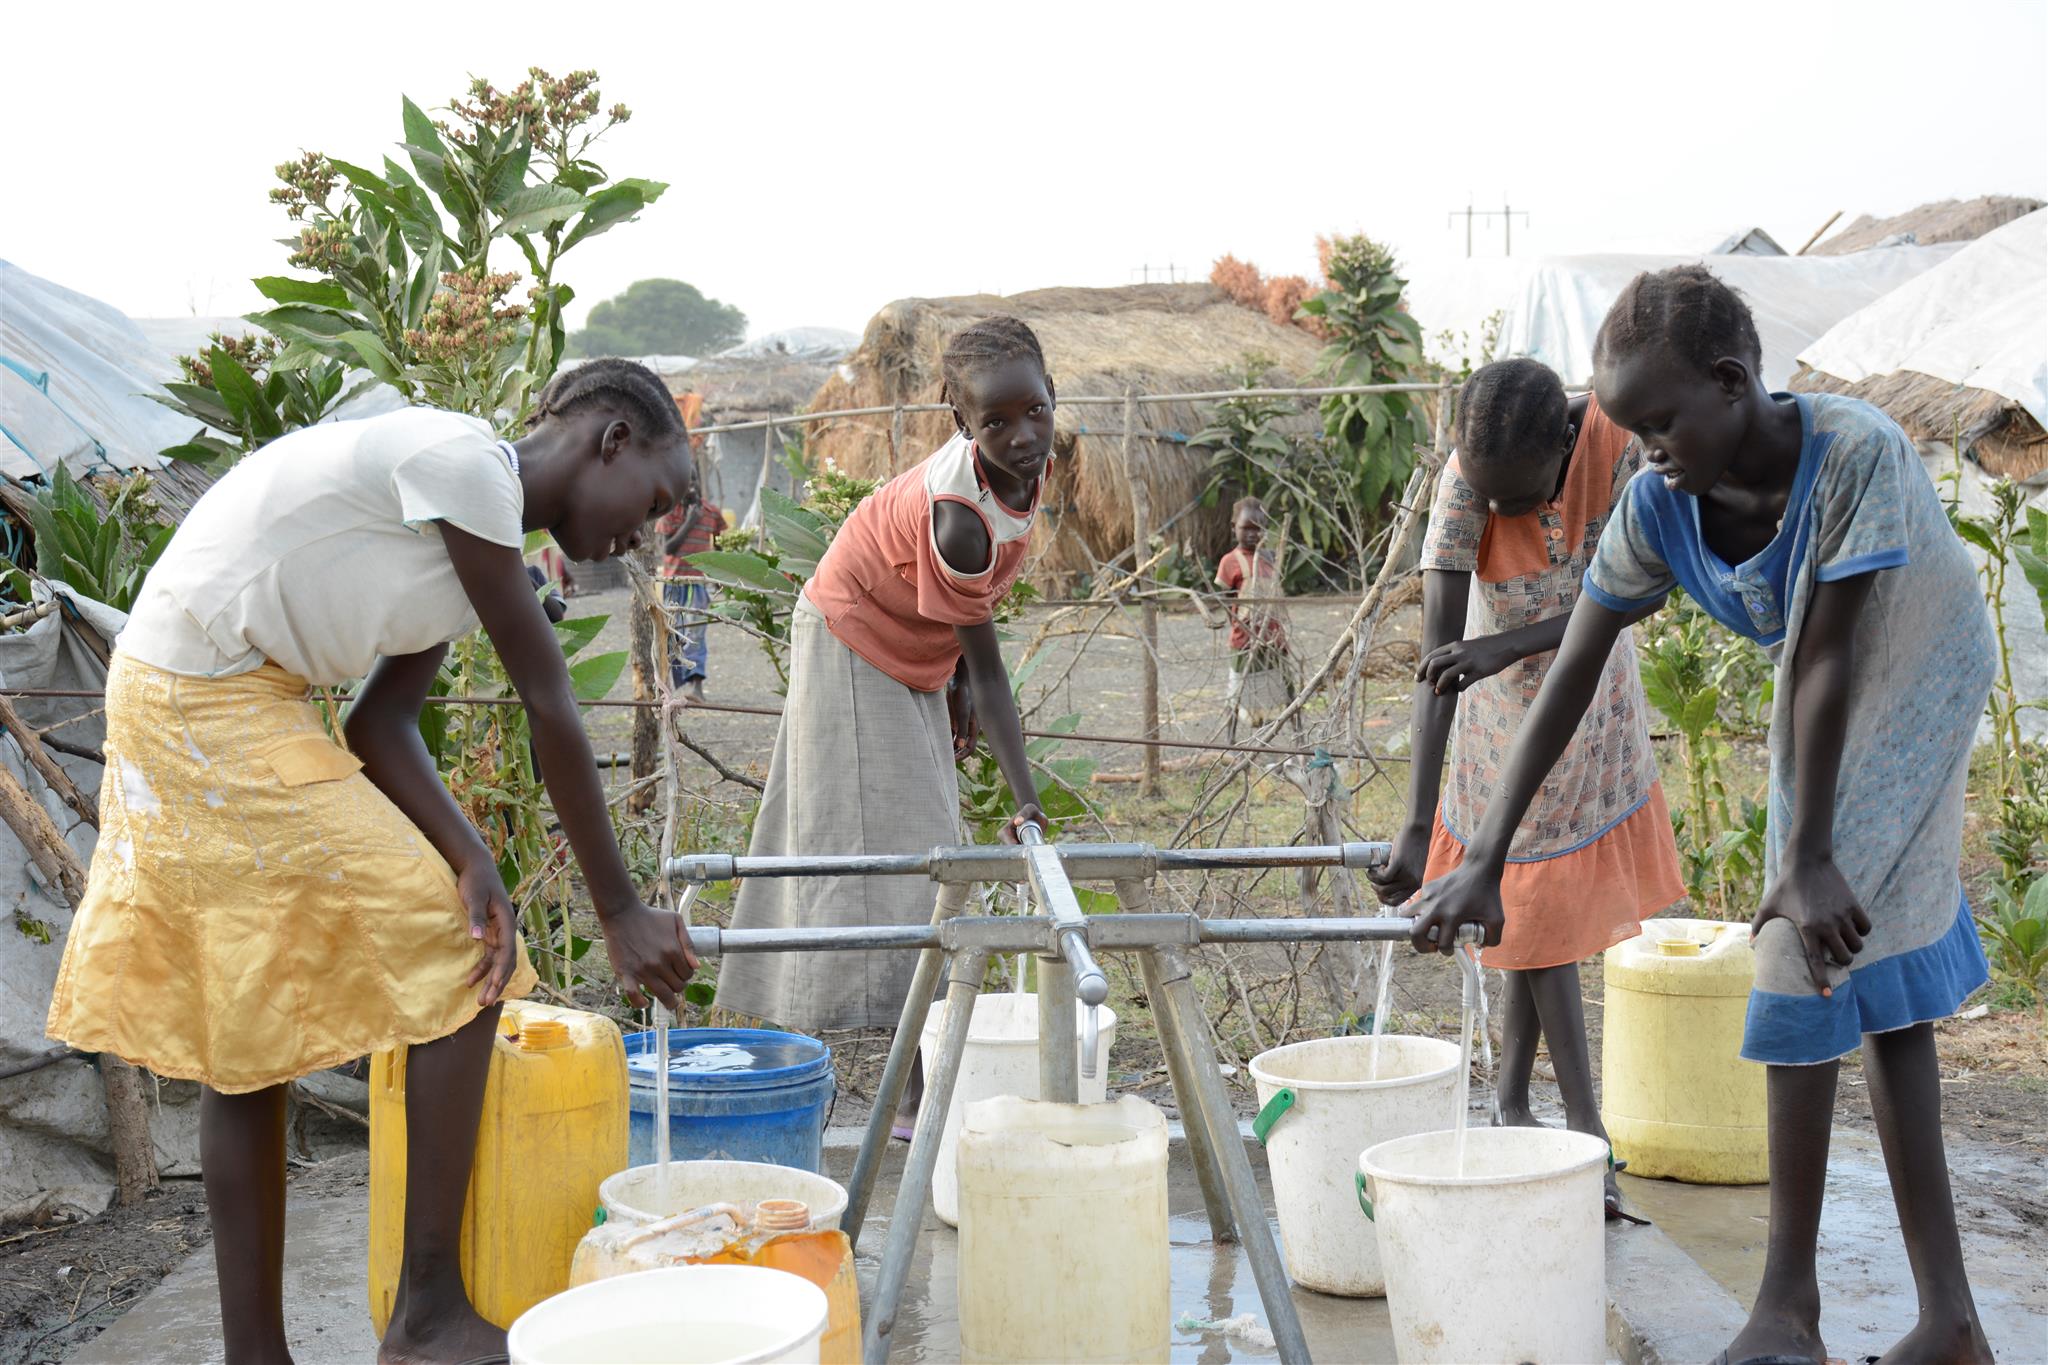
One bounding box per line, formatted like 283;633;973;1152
5;0;2044;342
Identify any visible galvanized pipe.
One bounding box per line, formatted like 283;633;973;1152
666;839;1392;884
684;914;1470;958
864;949;989;1364
1149;942;1311;1363
843;882;972;1250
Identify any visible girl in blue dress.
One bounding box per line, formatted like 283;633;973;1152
1414;265;1995;1365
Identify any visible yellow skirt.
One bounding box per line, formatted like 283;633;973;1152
46;655;536;1093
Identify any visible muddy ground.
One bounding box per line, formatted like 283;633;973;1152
4;587;2040;1361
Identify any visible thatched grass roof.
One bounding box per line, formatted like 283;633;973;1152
805;284;1334;585
1809;195;2043;256
1789;364;2047;479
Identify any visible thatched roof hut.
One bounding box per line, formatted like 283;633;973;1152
1792;210;2047;480
805;284;1333;586
1808;195;2043;256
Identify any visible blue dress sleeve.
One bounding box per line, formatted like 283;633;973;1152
1584;472;1676;610
1813;404;1914;582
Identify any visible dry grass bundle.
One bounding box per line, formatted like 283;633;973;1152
1789;364;2048;479
1809;195;2044;256
805;284;1329;587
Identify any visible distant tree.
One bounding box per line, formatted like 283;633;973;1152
568;278;747;358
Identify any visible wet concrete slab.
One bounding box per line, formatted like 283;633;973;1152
1619;1126;2047;1364
68;1187;378;1365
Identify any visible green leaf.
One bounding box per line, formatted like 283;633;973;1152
206;348;283;443
406;237;443;329
159;434;241;463
494;184;587;238
481;135;533;206
684;980;717;1008
337;330;404;384
686;550;795;595
2012;543;2048;620
560;179;668;252
252;276;353;309
567;650;628;702
249;304;358;344
157;383;237;430
1074;888;1120;916
1952;517;1999;556
552;614;608;659
400;96;453;192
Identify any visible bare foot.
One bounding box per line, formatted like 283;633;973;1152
685;680;707;704
1874;1310;1992;1365
1492;1104;1547;1128
1719;1295;1826;1365
379;1302;506;1365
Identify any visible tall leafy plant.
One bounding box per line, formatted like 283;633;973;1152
1;468;173;613
249;69;662;432
1298;234;1429;518
153;332;363;471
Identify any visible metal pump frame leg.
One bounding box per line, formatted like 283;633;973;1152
666;837;1462;1365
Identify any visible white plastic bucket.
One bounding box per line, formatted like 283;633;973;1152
957;1096;1169;1364
1360;1128;1609;1364
597;1160;849;1229
508;1263;828;1364
919;994;1118;1226
1248;1035;1461;1296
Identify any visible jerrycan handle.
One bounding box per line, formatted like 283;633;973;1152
1252;1087;1295;1146
1355;1170;1374;1221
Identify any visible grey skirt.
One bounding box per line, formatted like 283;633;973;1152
714;598;959;1032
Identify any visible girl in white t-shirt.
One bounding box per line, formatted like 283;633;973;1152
46;359;699;1364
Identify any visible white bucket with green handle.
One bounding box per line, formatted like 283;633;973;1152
1248;1035;1460;1296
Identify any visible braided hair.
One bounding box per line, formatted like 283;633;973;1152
940;316;1049;427
528;357;686;441
1456;358;1567;469
1593;264;1763;376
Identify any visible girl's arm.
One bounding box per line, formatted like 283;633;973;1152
1368;569;1470;905
345;644;518;1006
955;619;1045;839
1418;596;1664;694
440;524;697;1009
1408;593;1635;953
1752;573;1875;992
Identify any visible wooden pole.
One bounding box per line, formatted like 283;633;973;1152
0;694;97;828
627;543;661;815
1125;388;1161;798
1795;210;1843;256
0;748;157;1203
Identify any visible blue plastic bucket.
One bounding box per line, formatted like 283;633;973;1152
623;1027;835;1173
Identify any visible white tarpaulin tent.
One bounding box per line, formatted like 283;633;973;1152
0;261;200;478
1407;243;1963;389
1797;210;2048;431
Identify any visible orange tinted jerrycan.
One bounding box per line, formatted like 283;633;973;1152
368;1000;627;1332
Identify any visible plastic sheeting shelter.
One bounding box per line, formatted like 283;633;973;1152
0;261;202;478
1797;211;2048;437
1406;243;1963;389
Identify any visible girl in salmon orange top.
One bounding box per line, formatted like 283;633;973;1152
717;318;1050;1126
1368;357;1684;1221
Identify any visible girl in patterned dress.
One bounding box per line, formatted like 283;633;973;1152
1372;357;1684;1219
1416;267;1994;1365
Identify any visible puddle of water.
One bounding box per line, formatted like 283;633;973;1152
1619;1127;2046;1362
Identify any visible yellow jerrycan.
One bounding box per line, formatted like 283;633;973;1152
369;1000;628;1332
1601;920;1768;1183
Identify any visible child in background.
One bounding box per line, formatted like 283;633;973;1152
1214;496;1295;730
1369;357;1684;1220
658;494;724;702
1414;267;1995;1365
717;317;1051;1133
46;360;700;1365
